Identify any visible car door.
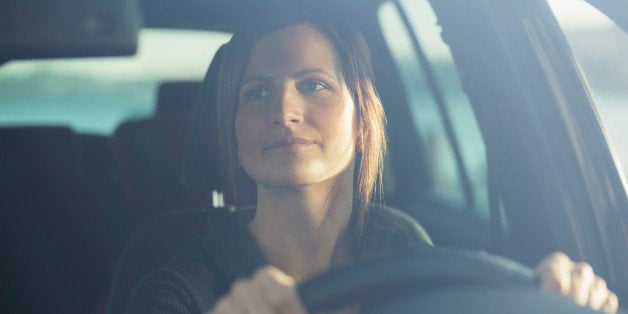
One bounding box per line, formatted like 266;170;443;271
425;0;628;300
358;0;628;302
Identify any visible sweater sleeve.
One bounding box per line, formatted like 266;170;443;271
124;239;227;314
125;266;216;314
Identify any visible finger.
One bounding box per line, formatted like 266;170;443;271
210;296;246;314
256;266;307;314
230;280;273;314
536;252;572;294
602;291;618;314
208;297;226;314
568;262;595;306
588;277;608;311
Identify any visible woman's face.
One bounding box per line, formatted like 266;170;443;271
235;23;357;188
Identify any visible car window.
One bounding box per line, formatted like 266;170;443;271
0;29;231;135
378;0;489;218
548;0;628;182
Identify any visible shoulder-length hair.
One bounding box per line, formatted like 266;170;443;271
215;6;387;236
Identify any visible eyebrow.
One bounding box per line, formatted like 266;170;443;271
294;68;338;81
240;68;339;86
240;75;272;86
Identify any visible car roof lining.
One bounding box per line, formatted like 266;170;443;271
138;0;388;32
0;0;388;63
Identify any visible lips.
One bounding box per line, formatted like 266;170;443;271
265;137;315;151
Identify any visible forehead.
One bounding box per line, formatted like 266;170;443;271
244;23;342;76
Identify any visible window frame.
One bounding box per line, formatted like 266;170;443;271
429;0;628;295
372;0;493;251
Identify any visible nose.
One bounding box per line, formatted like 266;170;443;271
270;87;303;127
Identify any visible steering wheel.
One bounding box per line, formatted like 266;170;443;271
298;248;599;313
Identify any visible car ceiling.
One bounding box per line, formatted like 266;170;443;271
138;0;385;32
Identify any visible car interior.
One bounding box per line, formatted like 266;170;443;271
1;0;627;313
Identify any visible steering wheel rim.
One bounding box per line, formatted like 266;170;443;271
297;248;536;312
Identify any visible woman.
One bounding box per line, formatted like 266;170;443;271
126;6;618;314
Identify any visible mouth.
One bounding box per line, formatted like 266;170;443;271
265;137;316;151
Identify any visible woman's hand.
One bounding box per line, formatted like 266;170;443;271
209;265;307;314
536;252;618;313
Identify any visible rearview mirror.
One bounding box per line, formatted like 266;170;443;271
0;0;141;62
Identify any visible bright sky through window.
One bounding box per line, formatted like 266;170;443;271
547;0;614;30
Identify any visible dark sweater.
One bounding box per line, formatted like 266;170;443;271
125;206;432;313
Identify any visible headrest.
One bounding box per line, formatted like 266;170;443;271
0;126;81;187
111;45;231;217
180;45;226;191
181;44;257;207
155;82;200;116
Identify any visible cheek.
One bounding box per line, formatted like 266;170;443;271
337;94;358;144
338;109;357;141
317;96;357;151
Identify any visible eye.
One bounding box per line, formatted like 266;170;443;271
298;80;328;93
244;87;273;101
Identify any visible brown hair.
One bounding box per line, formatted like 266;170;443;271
214;7;387;235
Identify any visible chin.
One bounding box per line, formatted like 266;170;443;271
253;172;324;188
245;159;352;189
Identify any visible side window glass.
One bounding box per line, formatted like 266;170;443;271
379;1;489;218
548;0;628;183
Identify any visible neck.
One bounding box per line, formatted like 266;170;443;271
248;166;355;282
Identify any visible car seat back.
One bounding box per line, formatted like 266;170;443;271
111;81;213;222
0;126;121;314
